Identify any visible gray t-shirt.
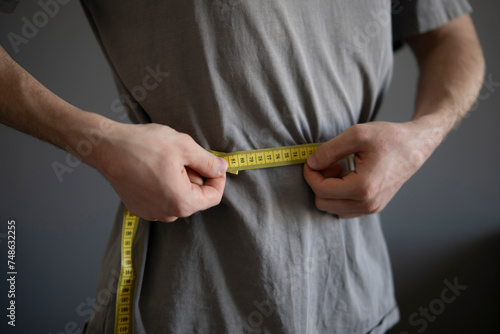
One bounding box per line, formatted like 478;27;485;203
3;0;472;333
83;1;471;333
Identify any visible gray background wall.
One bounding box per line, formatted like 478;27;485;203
0;1;498;333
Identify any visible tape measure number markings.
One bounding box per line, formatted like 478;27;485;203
114;209;139;334
209;142;355;175
114;143;355;334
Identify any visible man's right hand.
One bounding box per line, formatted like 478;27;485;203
91;122;228;222
1;45;227;223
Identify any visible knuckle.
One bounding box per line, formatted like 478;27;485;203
316;187;329;199
361;200;380;214
307;178;327;198
355;182;376;201
161;216;178;223
214;193;224;205
169;198;193;218
349;124;369;143
178;132;192;141
177;133;195;148
170;207;186;218
315;197;326;211
310;184;324;198
174;204;192;218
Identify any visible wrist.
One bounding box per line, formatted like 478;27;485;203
405;115;448;159
61;109;119;170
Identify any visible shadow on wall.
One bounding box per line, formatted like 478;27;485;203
389;233;500;334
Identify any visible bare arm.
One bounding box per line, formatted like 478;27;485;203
407;14;485;146
0;45;106;154
304;14;485;218
0;45;227;222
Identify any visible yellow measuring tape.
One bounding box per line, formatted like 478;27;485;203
209;142;322;174
114;209;139;334
114;143;355;333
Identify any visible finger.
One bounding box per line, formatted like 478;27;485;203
161;164;224;219
186;167;204;186
321;163;343;178
138;212;178;223
315;197;379;217
338;213;364;219
183;140;228;178
315;197;359;216
303;164;359;199
190;173;226;211
202;174;226;198
156;216;178;223
306;128;359;170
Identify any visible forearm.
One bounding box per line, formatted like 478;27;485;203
0;45;113;167
0;45;227;221
407;15;485;151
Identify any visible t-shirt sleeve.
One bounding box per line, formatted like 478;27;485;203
0;0;19;13
392;0;473;49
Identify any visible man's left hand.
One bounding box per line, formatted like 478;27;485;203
303;121;437;218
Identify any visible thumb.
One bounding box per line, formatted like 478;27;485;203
185;146;228;178
307;131;357;170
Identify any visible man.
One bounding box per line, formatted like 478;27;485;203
0;0;484;333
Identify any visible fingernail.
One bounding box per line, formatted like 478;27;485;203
307;155;318;169
219;158;228;174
